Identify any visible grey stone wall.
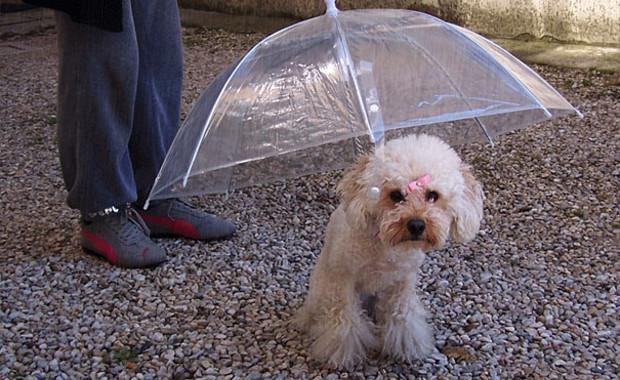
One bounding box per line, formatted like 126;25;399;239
178;0;620;46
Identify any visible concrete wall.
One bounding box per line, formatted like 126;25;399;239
178;0;620;46
458;0;618;46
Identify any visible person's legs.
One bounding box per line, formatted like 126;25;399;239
56;2;140;215
129;0;235;240
55;2;166;267
129;0;183;206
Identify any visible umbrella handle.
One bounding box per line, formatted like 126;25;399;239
325;0;338;15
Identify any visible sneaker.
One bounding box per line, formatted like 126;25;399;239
80;207;167;268
139;199;235;241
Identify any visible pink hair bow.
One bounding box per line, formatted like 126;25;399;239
406;173;432;195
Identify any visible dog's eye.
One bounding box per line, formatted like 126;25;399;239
389;190;405;203
426;191;439;203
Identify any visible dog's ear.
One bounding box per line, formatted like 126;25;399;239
337;154;372;229
449;164;484;243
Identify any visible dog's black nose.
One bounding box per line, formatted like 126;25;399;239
407;219;425;237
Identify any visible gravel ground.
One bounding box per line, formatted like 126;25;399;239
1;27;619;380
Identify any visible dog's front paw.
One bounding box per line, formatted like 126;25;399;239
309;317;377;369
382;313;435;362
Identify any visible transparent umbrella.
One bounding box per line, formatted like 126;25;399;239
144;0;581;207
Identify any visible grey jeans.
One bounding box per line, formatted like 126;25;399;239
55;0;183;215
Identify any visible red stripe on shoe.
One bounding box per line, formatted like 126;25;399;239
141;214;201;239
81;230;119;264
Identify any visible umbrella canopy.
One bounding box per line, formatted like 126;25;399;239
145;0;581;206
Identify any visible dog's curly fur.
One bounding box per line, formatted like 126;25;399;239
295;134;484;369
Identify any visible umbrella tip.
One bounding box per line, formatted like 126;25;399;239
575;108;585;119
325;0;338;16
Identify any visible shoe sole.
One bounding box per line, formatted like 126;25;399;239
81;247;167;269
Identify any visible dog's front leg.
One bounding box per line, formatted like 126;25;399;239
378;271;435;362
304;278;377;369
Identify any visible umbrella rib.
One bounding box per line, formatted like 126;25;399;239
180;19;314;189
329;13;377;144
399;32;496;146
446;23;558;120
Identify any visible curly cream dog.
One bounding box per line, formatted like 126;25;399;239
295;134;484;368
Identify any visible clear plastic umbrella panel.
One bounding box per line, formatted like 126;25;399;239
145;0;581;207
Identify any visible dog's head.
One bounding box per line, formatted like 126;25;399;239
337;134;484;250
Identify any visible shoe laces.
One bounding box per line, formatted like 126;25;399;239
168;198;204;217
114;207;152;245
